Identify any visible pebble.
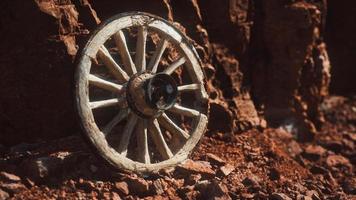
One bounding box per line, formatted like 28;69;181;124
218;164;235;177
0;182;27;194
114;181;129;195
206;153;226;166
176;159;215;177
326;155;351;168
303;145;326;160
0;189;9;200
0;172;21;182
271;193;292;200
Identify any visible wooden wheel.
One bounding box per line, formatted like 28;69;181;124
75;12;209;173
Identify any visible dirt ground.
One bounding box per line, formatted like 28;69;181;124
0;95;354;200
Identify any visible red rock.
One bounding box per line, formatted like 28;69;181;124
114;181;129;196
153;179;168;195
124;176;150;194
0;189;9;200
111;192;121;200
271;193;292;200
176;159;215;177
206;153;226;166
241;193;254;199
77;179;96;192
0;172;21;182
199;181;231;200
218;164;235;177
287;140;303;157
242;175;261;187
0;182;27;194
305;190;321;200
186;174;202;185
303;145;326;160
326;155;351;168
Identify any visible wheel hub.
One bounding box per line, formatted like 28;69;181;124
126;71;178;118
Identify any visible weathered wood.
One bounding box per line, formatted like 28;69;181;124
135;26;148;72
148;38;168;73
89;98;120;109
88;74;123;93
158;113;190;139
148;119;174;159
76;13;209;173
178;83;200;92
103;109;130;135
114;30;137;75
117;113;138;156
169;104;200;118
164;57;186;75
136;119;150;164
98;46;130;82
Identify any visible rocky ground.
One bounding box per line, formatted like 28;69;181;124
0;95;355;200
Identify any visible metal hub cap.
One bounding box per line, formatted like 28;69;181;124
127;72;178;118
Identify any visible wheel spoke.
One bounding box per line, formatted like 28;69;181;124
158;113;190;140
148;119;173;160
135;26;147;72
102;108;130;136
136;119;150;164
169;103;200;118
89;98;121;110
88;74;123;93
117;113;138;156
178;83;200;92
97;46;130;82
163;57;186;75
114;30;137;75
148;38;168;73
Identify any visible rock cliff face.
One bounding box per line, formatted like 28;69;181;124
0;0;336;145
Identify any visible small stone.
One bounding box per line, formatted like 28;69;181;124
344;132;356;142
0;189;9;200
241;193;254;199
326;155;351;168
271;193;292;200
125;176;150;194
242;175;260;187
176;159;215;177
199;181;231;200
218;164;235;177
153;179;168;195
177;185;199;199
114;181;129;195
306;190;320;200
78;179;96;192
194;180;211;191
23;178;35;188
296;195;312;200
303;145;326;160
287;140;303;157
206;153;226;166
186;174;202;185
111;192;121;200
0;182;27;194
0;172;21;182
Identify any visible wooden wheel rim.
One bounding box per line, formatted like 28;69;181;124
75;12;208;173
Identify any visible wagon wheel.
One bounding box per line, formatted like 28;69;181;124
75;12;209;173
